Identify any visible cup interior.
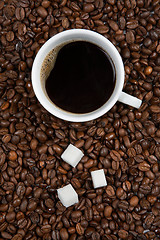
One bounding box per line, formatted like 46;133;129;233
32;29;125;122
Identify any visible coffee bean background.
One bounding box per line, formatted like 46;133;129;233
0;0;160;239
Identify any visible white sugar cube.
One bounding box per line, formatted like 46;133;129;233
91;169;107;189
57;184;78;208
61;144;84;167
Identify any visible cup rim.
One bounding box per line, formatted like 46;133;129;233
31;29;124;122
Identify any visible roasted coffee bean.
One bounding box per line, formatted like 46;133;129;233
126;30;135;44
17;218;28;228
37;6;48;18
118;230;128;239
18;23;27;36
108;20;119;31
15;7;25;20
59;228;69;240
76;223;85;235
104;205;113;218
8;151;17;161
110;150;121;161
85;207;93;221
30;212;39;224
106;186;115;197
130;196;139;207
1;232;12;239
83;4;94;13
138;161;150;171
71;178;81;189
6;31;14;42
116;187;124;198
96;26;109;34
122;48;130;58
122;181;131;192
11;234;23;240
71;210;82;219
36;130;47;142
92;232;100;240
127;20;138;29
6;212;16;223
52;230;60;240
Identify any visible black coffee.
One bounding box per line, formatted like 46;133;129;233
45;41;116;114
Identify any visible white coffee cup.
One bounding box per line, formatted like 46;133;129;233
32;29;142;122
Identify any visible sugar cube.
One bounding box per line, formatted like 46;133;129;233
61;144;84;167
57;184;78;208
91;169;107;189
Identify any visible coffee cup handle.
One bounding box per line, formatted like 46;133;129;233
118;91;142;109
